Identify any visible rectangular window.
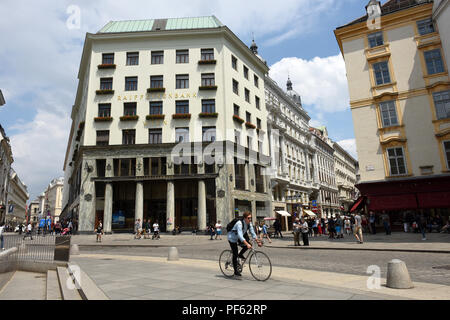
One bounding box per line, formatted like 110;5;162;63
202;99;215;113
444;141;450;170
149;129;162;144
417;18;435;36
127;52;139;65
149;101;163;115
373;61;391;85
379;100;398;127
100;78;112;90
124;102;137;116
176;74;189;89
201;73;215;86
175;127;189;143
243;66;249;79
257;118;261;129
387;147;407;175
201;48;214;61
255;96;260;110
246;111;251;123
233;79;239;95
151;51;164;64
98;104;111;117
433;91;450;120
150;75;164;88
254;75;259;88
258;140;263;154
96;159;106;177
115;158;136;177
247;136;252;150
125;77;138;91
122;130;136;145
245;88;250;103
234;130;240;144
368;32;384;48
175;100;189;114
176;50;189;63
232;55;237;70
102;53;114;65
424;49;445;75
96;130;109;146
233;104;240;116
202;126;216;142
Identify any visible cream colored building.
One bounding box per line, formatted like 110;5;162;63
265;76;318;228
44;177;64;223
28;199;40;223
0;124;13;224
332;142;358;211
335;0;450;223
61;16;272;233
6;168;29;226
433;1;450;68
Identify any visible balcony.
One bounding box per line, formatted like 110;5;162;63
147;87;166;93
172;113;191;119
198;112;218;118
233;115;245;124
97;64;116;70
198;85;218;91
245;122;256;129
146;114;165;120
94;116;113;122
96;89;114;95
119;115;139;121
198;59;217;65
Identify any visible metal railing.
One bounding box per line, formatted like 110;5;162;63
2;233;58;262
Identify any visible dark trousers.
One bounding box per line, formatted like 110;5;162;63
302;232;309;246
229;241;249;272
383;222;391;235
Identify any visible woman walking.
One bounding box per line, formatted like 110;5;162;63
96;220;103;243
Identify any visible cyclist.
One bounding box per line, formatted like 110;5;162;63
227;211;262;276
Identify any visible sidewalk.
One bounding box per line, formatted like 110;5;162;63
70;231;450;253
71;253;450;300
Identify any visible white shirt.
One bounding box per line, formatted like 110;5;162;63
301;222;309;233
0;225;4;236
27;224;32;231
152;223;159;232
215;223;222;230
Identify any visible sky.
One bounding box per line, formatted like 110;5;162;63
0;0;371;202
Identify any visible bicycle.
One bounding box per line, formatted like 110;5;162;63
219;239;272;281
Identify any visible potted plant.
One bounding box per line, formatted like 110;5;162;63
96;89;115;95
233;115;245;124
172;113;191;119
94;116;113;122
147;87;166;93
97;64;116;69
146;114;165;120
245;122;256;129
199;112;218;118
120;115;139;121
199;85;218;90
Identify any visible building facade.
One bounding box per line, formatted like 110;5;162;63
0;124;13;224
333;142;359;211
335;0;450;226
28;199;40;224
433;0;450;69
44;177;64;223
6;168;29;227
61;16;272;234
309;127;340;217
265;76;318;229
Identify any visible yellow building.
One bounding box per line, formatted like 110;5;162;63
335;0;450;227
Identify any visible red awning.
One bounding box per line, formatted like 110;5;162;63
367;194;417;211
417;191;450;209
349;196;365;213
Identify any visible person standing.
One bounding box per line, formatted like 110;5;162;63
152;221;160;239
312;218;318;237
418;212;427;240
307;218;313;237
215;220;222;240
335;214;343;239
0;223;5;250
293;218;301;246
344;216;351;235
354;211;363;244
68;220;73;235
209;224;216;240
261;223;272;243
381;211;391;235
95;220;103;242
328;216;336;239
300;217;309;246
134;219;142;239
23;222;33;240
273;219;283;238
369;211;377;234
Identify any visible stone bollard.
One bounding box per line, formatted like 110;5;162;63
167;247;179;261
386;259;414;289
70;244;80;255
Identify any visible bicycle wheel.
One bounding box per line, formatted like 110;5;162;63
219;250;235;278
249;251;272;281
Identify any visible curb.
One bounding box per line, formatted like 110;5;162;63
265;245;450;254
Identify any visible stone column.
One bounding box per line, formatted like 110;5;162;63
245;163;249;190
280;136;287;175
104;182;113;234
249;164;256;193
251;200;256;224
135;182;143;224
198;180;206;231
166;181;175;232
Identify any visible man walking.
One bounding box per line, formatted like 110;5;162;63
300;217;309;246
381;211;391;235
23;222;33;240
354;211;363;244
293;218;301;246
273;219;283;238
369;210;377;234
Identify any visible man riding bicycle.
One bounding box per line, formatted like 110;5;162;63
227;211;262;276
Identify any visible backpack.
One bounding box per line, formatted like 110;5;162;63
226;218;243;232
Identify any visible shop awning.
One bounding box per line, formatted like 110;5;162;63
276;210;291;217
417;191;450;209
368;194;417;211
303;210;317;217
349;196;365;213
264;217;276;221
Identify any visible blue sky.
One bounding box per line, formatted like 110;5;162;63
0;0;370;202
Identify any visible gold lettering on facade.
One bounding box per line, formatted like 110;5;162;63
163;94;167;99
134;95;138;100
175;93;179;98
123;96;127;101
140;95;144;100
118;96;122;101
180;94;185;98
193;93;197;98
168;94;172;99
186;93;190;98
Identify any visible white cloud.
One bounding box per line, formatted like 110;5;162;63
337;139;358;160
269;54;349;115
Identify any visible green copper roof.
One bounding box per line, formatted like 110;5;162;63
98;16;223;33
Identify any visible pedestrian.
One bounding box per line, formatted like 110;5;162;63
273;219;283;238
209;224;216;240
417;212;427;240
344;216;351;235
261;222;272;243
215;220;222;240
68;220;73;235
293;218;301;246
369;210;376;234
152;221;160;239
313;218;319;237
381;211;391;235
23;222;33;240
95;220;103;242
134;219;142;239
328;216;336;239
300;217;309;246
354;211;363;244
335;214;344;239
402;211;409;233
307;218;313;237
0;222;5;250
324;217;329;235
317;218;323;236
